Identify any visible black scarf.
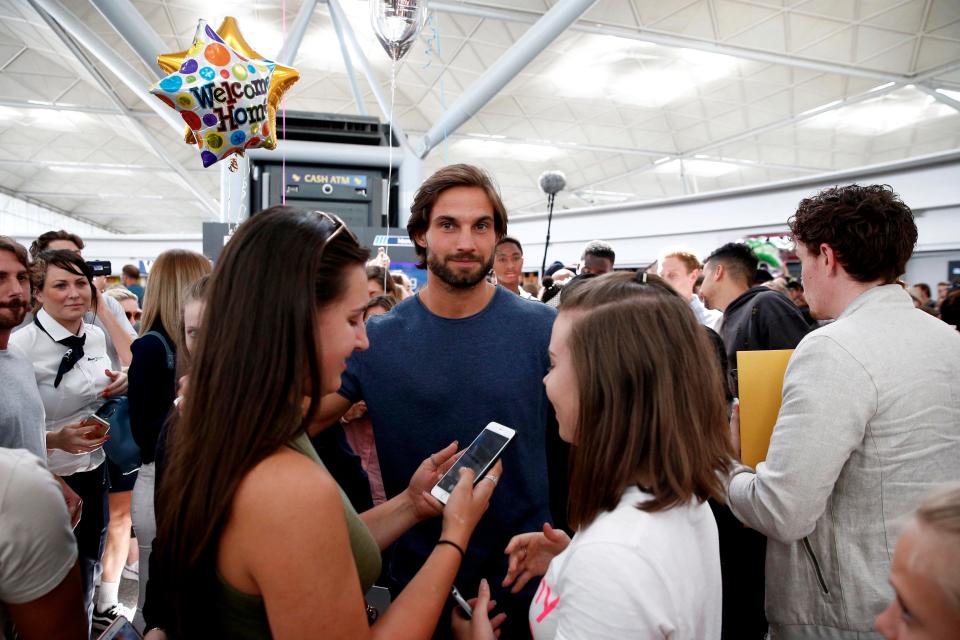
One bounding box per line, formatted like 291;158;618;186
33;314;86;388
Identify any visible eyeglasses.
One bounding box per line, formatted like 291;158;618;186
313;211;357;256
125;310;142;322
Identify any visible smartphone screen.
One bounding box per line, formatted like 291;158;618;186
434;425;513;496
98;616;142;639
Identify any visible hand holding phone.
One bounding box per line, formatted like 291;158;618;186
81;414;110;440
431;423;515;505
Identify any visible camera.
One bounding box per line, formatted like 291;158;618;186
86;260;112;277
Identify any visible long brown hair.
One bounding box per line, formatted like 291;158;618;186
561;271;732;529
139;250;211;339
154;208;368;636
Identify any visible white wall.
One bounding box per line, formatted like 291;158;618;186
904;249;960;290
511;150;960;270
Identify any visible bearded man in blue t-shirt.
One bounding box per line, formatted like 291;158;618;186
315;164;558;638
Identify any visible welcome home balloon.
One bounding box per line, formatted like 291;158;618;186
150;20;276;168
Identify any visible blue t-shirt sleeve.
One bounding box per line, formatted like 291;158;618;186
338;349;363;403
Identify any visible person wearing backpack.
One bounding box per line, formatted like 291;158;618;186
128;250;210;631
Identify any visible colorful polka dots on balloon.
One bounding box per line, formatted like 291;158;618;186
204;43;230;66
150;19;278;168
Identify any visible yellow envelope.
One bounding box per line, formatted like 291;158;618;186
737;349;794;468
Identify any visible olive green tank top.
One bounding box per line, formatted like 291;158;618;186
213;432;382;638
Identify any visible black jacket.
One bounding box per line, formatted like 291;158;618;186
720;286;811;395
128;323;177;465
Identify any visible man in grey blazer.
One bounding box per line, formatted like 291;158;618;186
726;184;960;640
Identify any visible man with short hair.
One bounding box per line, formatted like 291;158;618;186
494;236;534;300
121;265;144;307
26;231;136;369
316;164;558;637
726;185;960;639
579;240;615;275
699;242;811;394
657;249;722;329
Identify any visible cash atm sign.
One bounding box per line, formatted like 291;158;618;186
290;173;367;187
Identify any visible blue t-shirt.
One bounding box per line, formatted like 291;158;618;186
339;286;557;588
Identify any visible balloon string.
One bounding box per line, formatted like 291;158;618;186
384;57;397;293
281;0;287;206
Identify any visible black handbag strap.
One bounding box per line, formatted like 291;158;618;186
143;331;175;371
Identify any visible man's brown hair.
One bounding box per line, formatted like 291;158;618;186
29;230;84;259
789;184;917;284
0;236;29;271
560;272;732;529
407;164;507;269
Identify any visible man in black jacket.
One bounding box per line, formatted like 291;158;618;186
700;242;811;395
698;241;812;640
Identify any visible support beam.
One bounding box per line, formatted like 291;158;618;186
90;0;166;79
277;0;319;67
430;1;912;85
245;139;405;167
0;98;144;116
418;0;597;158
0;185;117;233
325;0;411;151
27;0;220;218
916;83;960;113
326;0;368;115
0;158;171;173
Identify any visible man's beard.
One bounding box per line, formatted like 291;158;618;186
0;300;27;330
427;251;494;289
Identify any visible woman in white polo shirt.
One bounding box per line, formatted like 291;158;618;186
10;249;127;632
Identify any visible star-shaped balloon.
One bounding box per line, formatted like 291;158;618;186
150;20;276;168
157;17;299;152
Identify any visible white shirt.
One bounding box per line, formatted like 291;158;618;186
530;486;722;640
9;308;110;475
86;294;137;370
690;295;723;331
0;448;78;638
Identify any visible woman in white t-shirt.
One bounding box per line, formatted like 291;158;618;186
459;272;733;640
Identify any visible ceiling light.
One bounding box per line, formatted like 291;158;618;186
936;88;960;102
800;87;955;135
49;165;133;176
654;159;738;177
454;138;563;162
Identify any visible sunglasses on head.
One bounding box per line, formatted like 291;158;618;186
313;211;357;255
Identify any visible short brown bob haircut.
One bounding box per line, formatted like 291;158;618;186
560;271;732;529
789;184;917;284
406;164;508;269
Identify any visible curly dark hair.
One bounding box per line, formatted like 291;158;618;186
789;184;917;284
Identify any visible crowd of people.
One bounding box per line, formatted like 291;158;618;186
1;164;959;640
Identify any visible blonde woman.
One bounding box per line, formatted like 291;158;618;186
127;250;211;630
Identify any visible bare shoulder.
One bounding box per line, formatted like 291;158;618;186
233;446;341;519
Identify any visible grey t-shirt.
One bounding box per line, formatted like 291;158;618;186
0;449;77;639
0;348;46;460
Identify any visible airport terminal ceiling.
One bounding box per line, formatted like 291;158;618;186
0;0;958;234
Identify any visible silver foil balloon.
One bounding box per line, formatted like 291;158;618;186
370;0;428;61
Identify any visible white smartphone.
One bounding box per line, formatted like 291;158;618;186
430;422;515;504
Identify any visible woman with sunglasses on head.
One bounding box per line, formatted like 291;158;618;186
104;287;142;332
466;271;731;640
126;250;210;631
9;249;128;633
145;207;500;639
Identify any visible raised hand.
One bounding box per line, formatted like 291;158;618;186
442;462;503;549
102;369;127;397
502;522;571;593
405;441;460;521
